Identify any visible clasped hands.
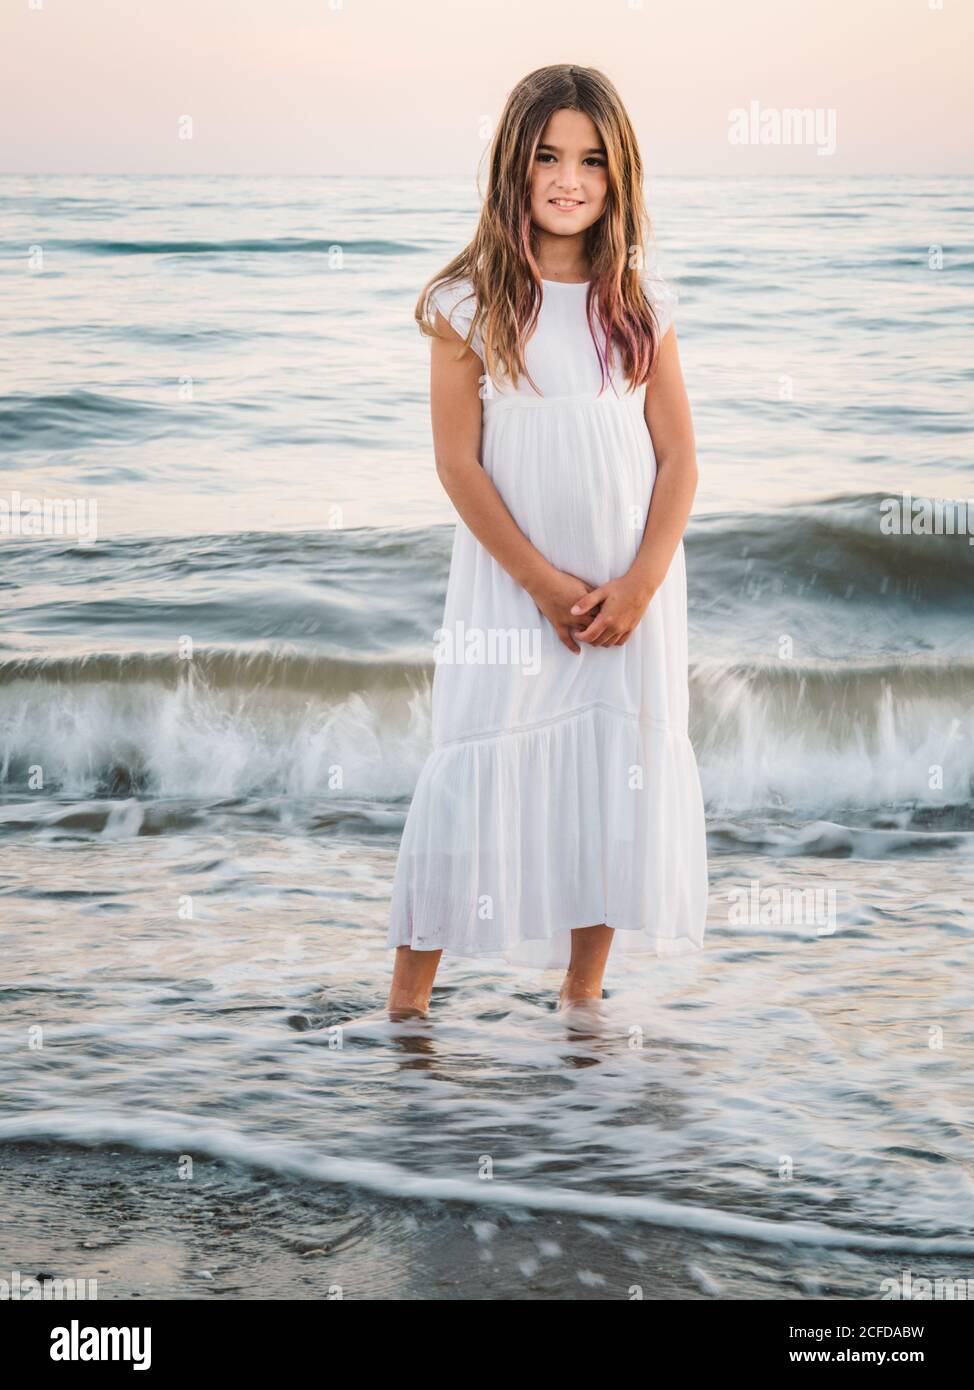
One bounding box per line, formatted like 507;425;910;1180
530;567;656;654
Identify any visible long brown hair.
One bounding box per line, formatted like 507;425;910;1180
416;64;663;394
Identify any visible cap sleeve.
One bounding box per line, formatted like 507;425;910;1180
429;277;483;359
641;254;679;342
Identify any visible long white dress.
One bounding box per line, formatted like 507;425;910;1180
388;268;708;969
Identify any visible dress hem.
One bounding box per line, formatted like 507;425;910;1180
388;918;705;968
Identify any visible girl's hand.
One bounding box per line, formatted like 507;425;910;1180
570;574;655;647
529;569;602;654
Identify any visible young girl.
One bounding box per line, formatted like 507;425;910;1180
387;64;708;1016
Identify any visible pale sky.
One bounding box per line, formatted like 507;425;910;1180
1;0;971;175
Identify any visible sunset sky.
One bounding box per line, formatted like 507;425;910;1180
1;0;971;176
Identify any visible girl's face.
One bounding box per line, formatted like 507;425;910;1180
529;108;609;242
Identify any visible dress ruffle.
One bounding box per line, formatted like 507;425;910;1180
390;701;708;969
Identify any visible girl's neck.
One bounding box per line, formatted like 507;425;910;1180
534;231;590;284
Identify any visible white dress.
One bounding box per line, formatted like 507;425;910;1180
388;268;708;969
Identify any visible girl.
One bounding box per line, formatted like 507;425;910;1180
387;64;708;1017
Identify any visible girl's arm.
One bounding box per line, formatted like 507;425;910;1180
570;328;698;646
429;313;595;653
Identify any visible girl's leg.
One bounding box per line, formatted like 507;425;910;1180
558;924;615;1008
387;945;442;1018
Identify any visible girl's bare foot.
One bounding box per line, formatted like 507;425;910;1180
557;980;605;1011
386;996;430;1022
335;1006;425;1031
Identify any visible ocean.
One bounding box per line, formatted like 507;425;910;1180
2;173;973;1300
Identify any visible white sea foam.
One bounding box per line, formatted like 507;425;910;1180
3;1110;974;1256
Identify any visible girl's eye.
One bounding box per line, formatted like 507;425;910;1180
535;152;606;167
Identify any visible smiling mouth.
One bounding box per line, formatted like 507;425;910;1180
549;198;584;209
